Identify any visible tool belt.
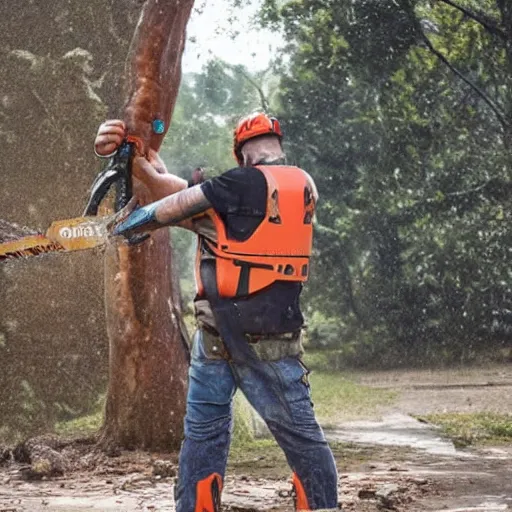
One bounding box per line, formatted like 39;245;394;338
200;326;303;361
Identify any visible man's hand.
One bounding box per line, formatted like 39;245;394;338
132;152;167;182
108;196;139;231
147;149;169;175
94;120;126;157
94;123;189;201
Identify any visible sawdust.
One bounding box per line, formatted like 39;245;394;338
0;220;37;243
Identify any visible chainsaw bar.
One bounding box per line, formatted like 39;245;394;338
0;216;110;262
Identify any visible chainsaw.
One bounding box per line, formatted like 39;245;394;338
0;216;113;262
0;140;136;263
0;145;203;262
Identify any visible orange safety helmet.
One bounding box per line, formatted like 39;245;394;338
233;112;283;165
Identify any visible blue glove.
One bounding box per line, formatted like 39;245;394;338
112;202;160;237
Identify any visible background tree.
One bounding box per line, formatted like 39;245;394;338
260;0;512;365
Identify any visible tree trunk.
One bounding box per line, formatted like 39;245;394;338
0;0;194;450
100;230;189;451
98;0;195;451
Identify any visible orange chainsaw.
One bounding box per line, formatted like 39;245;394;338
0;216;112;262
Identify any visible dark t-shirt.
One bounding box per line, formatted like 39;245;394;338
197;165;304;334
200;166;267;241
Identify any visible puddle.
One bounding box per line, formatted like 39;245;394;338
326;412;459;455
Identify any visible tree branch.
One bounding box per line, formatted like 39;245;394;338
421;32;509;129
437;0;507;40
229;65;270;111
394;177;512;225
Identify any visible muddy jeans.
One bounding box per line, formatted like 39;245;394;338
174;329;339;511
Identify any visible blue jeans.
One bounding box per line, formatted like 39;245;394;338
174;330;338;511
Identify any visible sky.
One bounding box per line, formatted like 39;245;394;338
182;0;284;74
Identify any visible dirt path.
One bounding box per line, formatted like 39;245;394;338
1;366;511;512
350;364;512;416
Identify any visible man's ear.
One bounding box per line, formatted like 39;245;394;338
240;148;248;167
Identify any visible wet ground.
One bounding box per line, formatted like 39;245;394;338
1;365;511;512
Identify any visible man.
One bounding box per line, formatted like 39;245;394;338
94;113;339;511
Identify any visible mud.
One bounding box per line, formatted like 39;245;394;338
1;366;511;512
1;447;511;512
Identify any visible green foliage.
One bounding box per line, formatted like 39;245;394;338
306;311;345;349
161;59;278;177
259;0;512;365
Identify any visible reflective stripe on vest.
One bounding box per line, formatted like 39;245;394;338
195;165;315;298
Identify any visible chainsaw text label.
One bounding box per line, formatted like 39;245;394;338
59;225;102;239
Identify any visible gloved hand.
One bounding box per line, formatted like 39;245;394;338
94;120;126;157
109;196;160;239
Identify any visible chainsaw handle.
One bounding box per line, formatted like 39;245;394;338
84;140;135;216
114;141;134;212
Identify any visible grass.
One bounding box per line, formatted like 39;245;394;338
53;368;396;444
302;350;334;370
228;438;285;478
55;399;105;438
55;409;103;437
302;349;397;423
228;438;386;479
308;369;396;425
418;412;512;447
231;392;258;449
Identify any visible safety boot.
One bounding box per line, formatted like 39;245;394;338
291;472;341;512
292;472;310;511
195;473;222;512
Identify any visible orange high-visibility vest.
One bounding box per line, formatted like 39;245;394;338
195;165;315;298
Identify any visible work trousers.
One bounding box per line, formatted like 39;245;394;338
174;329;339;511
